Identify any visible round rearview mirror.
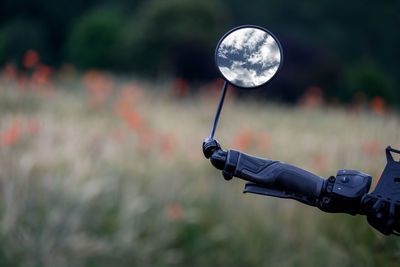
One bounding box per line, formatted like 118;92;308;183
215;25;283;89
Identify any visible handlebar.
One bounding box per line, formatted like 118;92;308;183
203;139;400;236
203;138;371;213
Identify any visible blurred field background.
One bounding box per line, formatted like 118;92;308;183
1;0;400;266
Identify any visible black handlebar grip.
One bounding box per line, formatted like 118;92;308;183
224;149;324;198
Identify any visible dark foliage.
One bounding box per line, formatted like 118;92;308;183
0;0;398;104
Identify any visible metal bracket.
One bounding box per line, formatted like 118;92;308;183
362;146;400;235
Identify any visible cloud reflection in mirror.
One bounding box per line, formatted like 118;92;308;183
216;27;281;88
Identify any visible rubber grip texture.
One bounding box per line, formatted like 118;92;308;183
229;150;324;198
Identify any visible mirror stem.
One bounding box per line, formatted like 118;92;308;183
209;81;228;139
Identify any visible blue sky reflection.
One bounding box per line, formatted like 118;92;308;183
216;27;281;88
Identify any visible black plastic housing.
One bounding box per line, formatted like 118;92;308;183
317;170;371;215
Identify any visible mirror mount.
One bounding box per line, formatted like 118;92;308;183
208;80;228;140
203;80;227;159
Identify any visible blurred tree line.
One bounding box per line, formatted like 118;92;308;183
0;0;398;104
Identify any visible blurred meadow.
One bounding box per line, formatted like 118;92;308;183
1;0;400;266
1;65;400;266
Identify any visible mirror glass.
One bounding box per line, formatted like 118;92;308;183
215;26;282;88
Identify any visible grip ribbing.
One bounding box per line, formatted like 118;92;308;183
226;150;324;198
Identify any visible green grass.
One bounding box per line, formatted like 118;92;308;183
0;80;399;267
